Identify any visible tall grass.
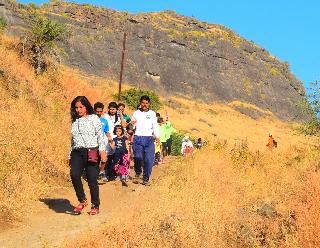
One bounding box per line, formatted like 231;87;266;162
0;34;115;222
64;142;320;247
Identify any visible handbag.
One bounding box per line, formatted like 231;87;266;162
87;148;99;163
78;120;99;163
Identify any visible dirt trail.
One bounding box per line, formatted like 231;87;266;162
0;160;170;248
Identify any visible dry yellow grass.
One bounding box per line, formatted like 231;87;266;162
1;33;320;247
63;144;320;247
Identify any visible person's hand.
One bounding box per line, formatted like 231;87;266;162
100;150;107;162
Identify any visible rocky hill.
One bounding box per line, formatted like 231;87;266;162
0;0;307;121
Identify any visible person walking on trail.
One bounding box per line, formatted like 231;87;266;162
103;102;126;181
181;136;194;156
159;117;169;162
118;103;131;124
196;138;204;149
69;96;107;215
110;125;131;187
126;123;135;160
154;139;161;166
266;133;277;150
131;95;160;186
165;116;175;156
94;102;110;182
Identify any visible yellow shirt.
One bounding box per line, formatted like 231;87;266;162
155;142;161;153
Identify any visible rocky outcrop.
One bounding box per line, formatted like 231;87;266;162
0;1;308;121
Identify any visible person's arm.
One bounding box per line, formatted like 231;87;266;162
68;137;73;166
110;139;116;150
118;111;127;128
93;116;107;162
125;139;131;158
152;113;160;141
129;111;137;125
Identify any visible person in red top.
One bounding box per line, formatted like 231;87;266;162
266;134;277;150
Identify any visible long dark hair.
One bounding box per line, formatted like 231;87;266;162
70;96;94;122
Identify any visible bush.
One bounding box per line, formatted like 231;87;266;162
119;88;162;111
22;14;67;74
0;17;7;32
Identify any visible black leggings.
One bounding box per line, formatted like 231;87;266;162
70;149;100;207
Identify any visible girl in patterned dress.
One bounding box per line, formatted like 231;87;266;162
110;125;131;186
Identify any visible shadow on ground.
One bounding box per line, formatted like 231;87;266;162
40;198;74;213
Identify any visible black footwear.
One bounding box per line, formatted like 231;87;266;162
132;174;141;184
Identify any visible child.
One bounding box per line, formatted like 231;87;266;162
154;140;162;166
110;125;131;186
126;123;135;160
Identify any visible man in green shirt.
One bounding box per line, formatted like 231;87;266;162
159;117;170;161
165;116;175;155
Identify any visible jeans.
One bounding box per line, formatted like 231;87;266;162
133;136;155;182
70;148;100;207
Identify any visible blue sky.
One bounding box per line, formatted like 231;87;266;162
21;0;320;90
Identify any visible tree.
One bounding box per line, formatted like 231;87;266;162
299;81;320;135
22;14;67;74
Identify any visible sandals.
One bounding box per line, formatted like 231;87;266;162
89;205;100;215
73;199;88;214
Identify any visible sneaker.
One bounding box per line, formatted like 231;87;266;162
132;174;141;184
121;179;128;187
99;172;108;182
73;199;88;214
142;180;151;186
89;205;99;215
115;176;121;181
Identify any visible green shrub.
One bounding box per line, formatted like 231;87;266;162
22;14;67;74
0;17;7;32
118;88;162;111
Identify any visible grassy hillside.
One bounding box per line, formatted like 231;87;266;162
1;33;320;247
64;146;320;247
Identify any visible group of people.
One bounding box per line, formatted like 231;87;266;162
68;95;171;215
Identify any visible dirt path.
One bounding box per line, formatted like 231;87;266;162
0;160;170;248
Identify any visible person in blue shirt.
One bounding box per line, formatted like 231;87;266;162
94;102;111;182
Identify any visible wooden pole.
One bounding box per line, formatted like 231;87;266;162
118;32;127;101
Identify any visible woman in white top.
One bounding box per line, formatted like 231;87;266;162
69;96;106;215
181;136;194;156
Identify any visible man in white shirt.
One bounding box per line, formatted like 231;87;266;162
131;95;159;186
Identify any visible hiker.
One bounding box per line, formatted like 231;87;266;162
196;138;204;149
181;136;194;156
69;96;106;215
154;139;162;166
131;95;160;186
159;117;169;162
165;116;175;155
94;102;110;182
266;133;277;150
126;123;135;160
103;102;126;181
110;125;131;186
118;103;131;124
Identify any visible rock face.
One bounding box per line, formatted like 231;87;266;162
1;1;308;121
